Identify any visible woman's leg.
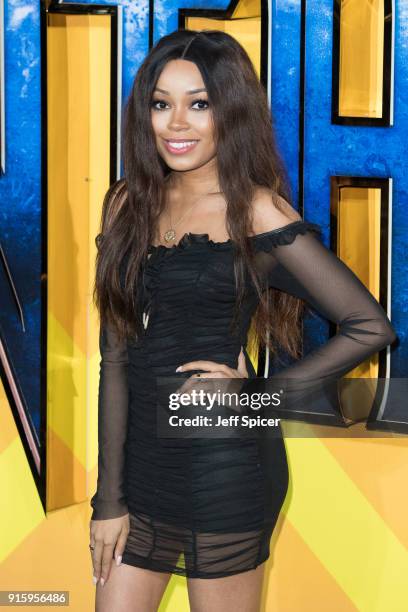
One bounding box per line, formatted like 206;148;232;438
186;563;266;612
95;564;172;612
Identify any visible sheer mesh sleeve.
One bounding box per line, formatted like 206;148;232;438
251;220;397;389
90;317;130;520
90;178;130;520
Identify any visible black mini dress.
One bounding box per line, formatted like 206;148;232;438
90;219;396;579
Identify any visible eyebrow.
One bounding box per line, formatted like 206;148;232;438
153;87;207;95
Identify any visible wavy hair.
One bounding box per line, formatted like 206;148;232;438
94;29;307;363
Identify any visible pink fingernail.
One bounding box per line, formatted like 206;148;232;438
116;555;122;566
100;577;105;587
176;366;182;372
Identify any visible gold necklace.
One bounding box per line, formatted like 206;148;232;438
163;184;221;243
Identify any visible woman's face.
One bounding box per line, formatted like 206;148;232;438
150;59;217;172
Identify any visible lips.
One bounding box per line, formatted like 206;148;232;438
163;139;199;155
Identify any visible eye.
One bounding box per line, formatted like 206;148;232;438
151;99;168;111
191;99;210;110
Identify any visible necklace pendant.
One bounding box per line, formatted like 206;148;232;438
164;229;176;242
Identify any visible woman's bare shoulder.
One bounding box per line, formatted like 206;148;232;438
250;186;302;236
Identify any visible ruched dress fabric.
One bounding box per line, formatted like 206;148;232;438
90;220;397;579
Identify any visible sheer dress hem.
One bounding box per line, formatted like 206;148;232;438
118;507;272;579
119;550;270;579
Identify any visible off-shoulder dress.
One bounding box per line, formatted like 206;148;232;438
90;219;396;579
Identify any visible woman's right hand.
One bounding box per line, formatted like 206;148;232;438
90;513;130;586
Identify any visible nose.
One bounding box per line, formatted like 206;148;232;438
167;106;190;131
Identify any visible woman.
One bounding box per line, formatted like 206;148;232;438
89;30;396;611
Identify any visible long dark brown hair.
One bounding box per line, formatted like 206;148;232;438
94;29;307;363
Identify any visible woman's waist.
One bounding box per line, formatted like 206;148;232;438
127;343;257;401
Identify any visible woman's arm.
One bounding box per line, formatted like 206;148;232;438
90;178;130;520
248;191;396;381
90;321;129;520
247;216;397;420
255;222;397;382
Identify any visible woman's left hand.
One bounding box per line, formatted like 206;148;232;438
174;346;249;404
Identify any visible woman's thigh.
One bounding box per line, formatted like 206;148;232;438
186;563;266;612
95;563;172;612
